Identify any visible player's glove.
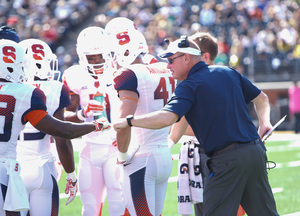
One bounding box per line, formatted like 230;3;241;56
94;117;111;132
77;100;104;120
65;172;78;206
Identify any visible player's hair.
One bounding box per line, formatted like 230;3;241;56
190;32;218;61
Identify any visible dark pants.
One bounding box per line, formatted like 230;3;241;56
194;202;204;216
203;140;279;216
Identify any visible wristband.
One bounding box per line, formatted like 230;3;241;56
67;171;77;182
117;151;128;162
168;138;175;149
76;109;86;120
126;114;134;127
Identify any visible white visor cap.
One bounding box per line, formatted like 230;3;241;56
158;37;201;58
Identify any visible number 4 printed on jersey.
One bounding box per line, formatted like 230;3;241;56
154;77;175;105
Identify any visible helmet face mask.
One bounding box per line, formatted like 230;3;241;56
83;53;106;75
0;39;27;83
76;26;113;77
19;39;60;82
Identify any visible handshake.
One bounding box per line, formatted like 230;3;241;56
94;117;111;132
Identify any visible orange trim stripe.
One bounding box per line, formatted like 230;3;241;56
120;97;138;104
99;202;103;216
25;110;47;126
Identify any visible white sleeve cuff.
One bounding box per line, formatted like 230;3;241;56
67;171;77;182
168;138;175;149
117;151;128;162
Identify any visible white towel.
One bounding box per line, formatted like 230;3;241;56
2;159;30;211
189;142;203;203
178;141;204;215
178;141;193;215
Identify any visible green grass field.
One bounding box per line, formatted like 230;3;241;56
58;133;300;215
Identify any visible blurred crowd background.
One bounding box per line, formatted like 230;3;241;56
2;0;300;130
1;0;300;82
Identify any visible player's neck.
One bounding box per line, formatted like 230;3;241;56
132;56;144;64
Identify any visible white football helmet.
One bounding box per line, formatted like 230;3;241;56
19;38;60;81
105;17;149;67
0;39;27;83
105;17;137;37
76;26;113;76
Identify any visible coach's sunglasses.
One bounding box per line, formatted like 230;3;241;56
167;53;185;64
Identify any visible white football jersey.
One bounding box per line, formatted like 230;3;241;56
114;62;175;147
0;82;47;159
62;65;120;144
17;81;70;158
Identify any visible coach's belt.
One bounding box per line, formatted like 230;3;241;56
212;138;260;156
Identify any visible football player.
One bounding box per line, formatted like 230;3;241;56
105;17;175;216
62;26;128;216
16;38;78;216
105;17;158;67
0;40;108;216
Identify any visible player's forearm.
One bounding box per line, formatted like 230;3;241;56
58;122;96;139
35;115;96;139
65;94;82;123
169;116;189;143
184;125;195;136
117;128;131;153
55;138;75;173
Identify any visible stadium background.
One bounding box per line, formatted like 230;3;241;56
2;0;300;130
4;0;300;131
2;0;300;215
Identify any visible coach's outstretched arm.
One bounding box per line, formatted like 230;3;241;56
252;91;272;139
114;110;178;131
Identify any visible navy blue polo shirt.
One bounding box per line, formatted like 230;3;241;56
163;61;261;156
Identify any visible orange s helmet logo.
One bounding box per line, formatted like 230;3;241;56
0;39;27;83
2;45;16;63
